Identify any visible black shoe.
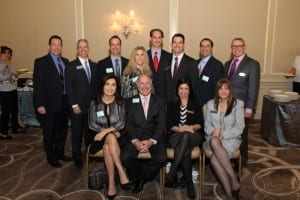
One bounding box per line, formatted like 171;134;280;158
132;179;145;193
57;155;73;161
164;181;182;189
0;134;13;139
12;129;27;134
120;182;131;190
48;159;62;168
107;194;116;200
186;183;195;199
74;160;83;168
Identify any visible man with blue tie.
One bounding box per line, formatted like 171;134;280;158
97;35;129;84
34;35;71;167
225;37;260;167
66;39;97;167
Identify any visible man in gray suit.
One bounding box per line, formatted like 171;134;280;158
225;37;260;167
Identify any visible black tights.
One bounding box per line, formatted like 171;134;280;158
167;133;193;186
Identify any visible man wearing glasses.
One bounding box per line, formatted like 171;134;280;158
225;37;260;168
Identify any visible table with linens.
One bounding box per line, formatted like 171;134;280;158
260;95;300;147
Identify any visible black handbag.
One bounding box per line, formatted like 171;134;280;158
88;168;108;189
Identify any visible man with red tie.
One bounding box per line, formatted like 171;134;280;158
147;29;171;99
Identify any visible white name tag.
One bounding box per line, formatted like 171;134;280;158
132;98;140;103
202;75;209;82
96;111;105;117
239;72;246;77
76;65;84;70
106;68;113;73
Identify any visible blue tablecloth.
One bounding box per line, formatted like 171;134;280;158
18;89;40;126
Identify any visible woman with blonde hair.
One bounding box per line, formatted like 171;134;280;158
121;46;152;98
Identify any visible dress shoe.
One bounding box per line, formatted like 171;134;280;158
186;183;195;199
12;128;27;134
164;181;182;189
120;182;131;190
132;179;145;193
107;194;116;200
0;133;13;139
57;155;73;161
74;160;83;168
48;159;62;168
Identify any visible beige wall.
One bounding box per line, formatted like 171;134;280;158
1;0;300;118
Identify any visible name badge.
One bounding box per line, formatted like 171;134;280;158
239;72;246;77
202;75;209;82
96;111;105;117
132;98;140;103
76;65;83;70
106;68;113;73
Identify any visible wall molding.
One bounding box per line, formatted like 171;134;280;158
74;0;84;40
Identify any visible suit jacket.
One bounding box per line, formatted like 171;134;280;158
125;94;166;142
163;54;198;103
224;54;260;109
33;53;69;112
97;56;128;83
195;56;225;107
66;58;97;113
147;49;172;98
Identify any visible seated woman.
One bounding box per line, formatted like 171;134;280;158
165;78;203;200
120;46;152;98
88;75;130;200
204;78;245;200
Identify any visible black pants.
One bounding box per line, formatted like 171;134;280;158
293;81;300;93
39;96;69;161
0;90;18;134
240;118;249;166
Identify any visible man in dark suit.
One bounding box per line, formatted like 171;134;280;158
225;37;260;166
33;35;71;168
195;38;225;127
66;39;97;167
97;35;128;84
147;28;172;98
121;74;167;193
163;33;198;103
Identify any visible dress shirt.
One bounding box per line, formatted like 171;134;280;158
110;56;122;76
151;48;161;61
50;53;65;74
232;54;245;70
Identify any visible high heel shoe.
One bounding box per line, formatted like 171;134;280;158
120;182;131;190
107;194;116;200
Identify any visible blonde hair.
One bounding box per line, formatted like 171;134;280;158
124;46;152;76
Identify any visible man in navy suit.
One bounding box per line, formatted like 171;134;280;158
97;35;128;84
34;35;71;167
225;37;260;167
195;38;225;127
121;74;167;193
147;28;171;99
163;33;198;103
66;39;97;167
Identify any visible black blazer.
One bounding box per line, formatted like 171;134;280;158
195;56;225;107
163;54;198;103
66;58;98;113
97;56;128;83
147;49;172;98
125;94;166;142
224;54;260;109
33;53;69;112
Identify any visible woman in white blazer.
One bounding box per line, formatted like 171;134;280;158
204;78;244;200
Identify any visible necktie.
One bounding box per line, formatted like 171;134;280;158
228;58;239;79
57;57;65;92
142;96;148;118
115;59;120;78
198;60;204;77
153;52;159;72
84;61;91;83
173;56;178;78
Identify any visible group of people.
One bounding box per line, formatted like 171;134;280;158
30;28;260;200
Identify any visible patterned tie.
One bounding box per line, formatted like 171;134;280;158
142;96;149;119
173;56;178;78
115;59;120;78
153;52;159;72
228;58;239;79
57;57;65;92
84;61;91;83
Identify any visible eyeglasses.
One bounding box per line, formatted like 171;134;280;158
231;45;245;49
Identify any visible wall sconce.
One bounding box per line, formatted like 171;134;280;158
112;10;140;39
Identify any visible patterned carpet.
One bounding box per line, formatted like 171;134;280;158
0;121;300;200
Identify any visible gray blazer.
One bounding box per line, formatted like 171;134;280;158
204;99;245;157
